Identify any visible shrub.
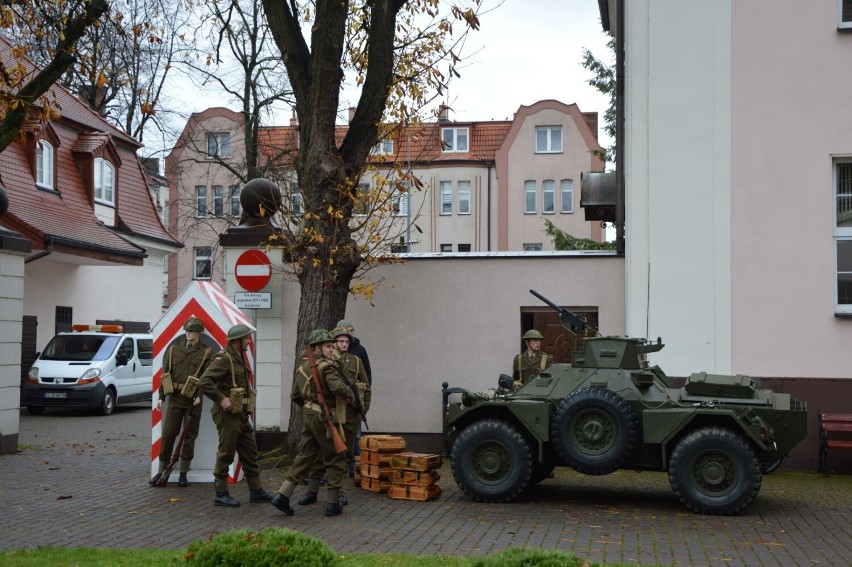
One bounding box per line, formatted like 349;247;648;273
184;527;340;567
470;547;587;567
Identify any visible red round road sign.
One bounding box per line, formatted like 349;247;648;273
234;250;272;292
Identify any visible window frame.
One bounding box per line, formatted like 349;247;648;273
440;244;452;253
229;186;241;217
524;180;537;214
561;179;574;213
440;181;453;215
213;185;224;216
35;139;55;190
457;180;471;215
392;189;409;217
542;180;555;214
371;139;394;156
441;127;469;153
194;246;212;280
835;158;852;313
195;186;207;218
523;243;543;252
94;157;115;205
535;126;563;153
840;0;852;29
206;132;231;159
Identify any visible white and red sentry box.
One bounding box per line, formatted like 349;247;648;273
150;281;256;484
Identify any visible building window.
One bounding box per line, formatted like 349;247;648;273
163;256;168;273
535;126;562;153
440;244;452;252
561;179;574;213
353;183;370;215
229;186;241;217
36;140;54;189
213;186;224;216
441;127;468;153
291;187;304;217
543;180;555;214
94;157;115;205
194;247;212;279
163;199;169;225
841;0;852;29
195;186;207;218
458;181;470;214
392;189;409;216
457;244;471;252
371;139;394;156
207;132;231;159
440;181;453;214
524;180;536;214
523;243;542;252
55;305;72;334
835;160;852;312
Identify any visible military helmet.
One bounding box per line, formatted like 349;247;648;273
330;326;351;339
336;319;354;330
522;329;544;340
227;324;253;341
308;329;334;346
184;317;204;332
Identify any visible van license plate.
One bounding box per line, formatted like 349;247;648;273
44;392;67;399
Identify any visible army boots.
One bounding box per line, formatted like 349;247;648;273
148;473;162;486
214;492;240;507
249;489;275;503
325;501;343;517
178;473;189;487
270;493;295;515
298;491;318;505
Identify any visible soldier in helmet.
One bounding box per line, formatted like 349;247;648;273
197;324;275;507
512;329;554;387
150;316;212;487
271;329;354;517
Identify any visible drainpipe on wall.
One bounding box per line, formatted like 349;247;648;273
487;161;493;251
25;236;53;263
615;0;625;256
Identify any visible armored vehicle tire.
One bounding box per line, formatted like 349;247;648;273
762;457;783;475
27;406;45;415
450;419;533;502
550;388;639;475
99;387;116;416
668;427;762;515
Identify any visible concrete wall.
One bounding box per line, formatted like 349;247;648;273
0;247;26;454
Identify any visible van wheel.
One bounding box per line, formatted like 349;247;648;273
27;406;45;415
100;388;116;416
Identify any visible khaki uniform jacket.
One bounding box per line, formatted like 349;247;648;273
198;344;251;406
291;352;352;417
158;341;212;401
337;352;371;419
512;350;554;385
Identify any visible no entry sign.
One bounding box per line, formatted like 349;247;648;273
234;250;272;292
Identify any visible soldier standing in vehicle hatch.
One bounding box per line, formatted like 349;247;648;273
512;329;554;388
197;324;274;507
150;317;212;487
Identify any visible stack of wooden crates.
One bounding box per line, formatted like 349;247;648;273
357;435;442;501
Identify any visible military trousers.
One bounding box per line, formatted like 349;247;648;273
306;414;359;489
282;412;346;493
210;406;262;493
159;393;202;474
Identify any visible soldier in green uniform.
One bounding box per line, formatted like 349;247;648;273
512;329;554;387
298;326;371;507
271;329;353;517
150;317;212;487
197;324;274;507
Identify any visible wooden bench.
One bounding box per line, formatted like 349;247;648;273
818;411;852;476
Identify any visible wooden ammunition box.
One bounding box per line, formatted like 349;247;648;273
391;452;443;471
388;483;442;501
390;468;440;487
360;477;392;493
360;435;406;452
361;450;394;466
363;464;393;479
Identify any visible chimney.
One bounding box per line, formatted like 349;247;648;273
581;112;599;140
141;157;160;177
289;110;299;128
438;104;450;122
348;107;356;123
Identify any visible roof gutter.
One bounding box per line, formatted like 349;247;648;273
25;236;52;263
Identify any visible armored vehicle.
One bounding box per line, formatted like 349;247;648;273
442;290;808;515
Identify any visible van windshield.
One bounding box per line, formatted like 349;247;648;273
40;334;120;362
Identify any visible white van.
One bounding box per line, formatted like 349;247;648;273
22;324;154;416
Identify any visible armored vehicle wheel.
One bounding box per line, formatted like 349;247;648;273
668;427;762;515
27;406;45;415
551;388;639;475
762;457;783;474
450;419;533;502
99;387;116;416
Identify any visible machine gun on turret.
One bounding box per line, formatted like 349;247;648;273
529;289;599;337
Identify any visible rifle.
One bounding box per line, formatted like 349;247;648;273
529;289;599;335
156;403;193;486
336;356;369;430
305;342;348;454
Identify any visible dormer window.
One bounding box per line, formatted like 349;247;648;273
371;139;394;156
441;127;468;153
207;132;231;159
94;157;115;205
36;140;54;189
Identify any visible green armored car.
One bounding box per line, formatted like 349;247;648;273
442;290;808;515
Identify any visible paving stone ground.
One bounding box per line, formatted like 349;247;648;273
1;405;851;566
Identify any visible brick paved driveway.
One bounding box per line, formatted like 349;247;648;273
1;406;851;566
